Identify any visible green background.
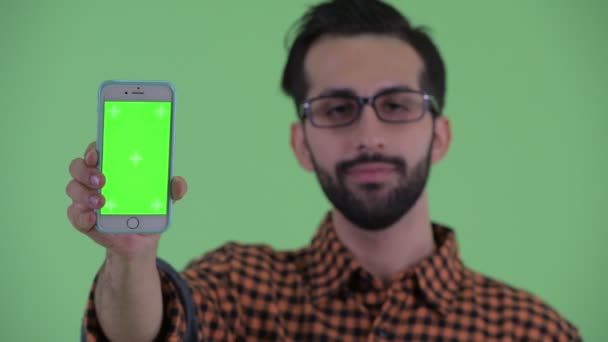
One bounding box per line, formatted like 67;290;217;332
1;0;606;340
101;101;172;215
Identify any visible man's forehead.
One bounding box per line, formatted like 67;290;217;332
304;34;424;97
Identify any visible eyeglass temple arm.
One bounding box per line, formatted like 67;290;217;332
426;94;441;114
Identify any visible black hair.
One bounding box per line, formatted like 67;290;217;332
281;0;446;117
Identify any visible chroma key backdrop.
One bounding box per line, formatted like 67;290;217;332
0;1;606;340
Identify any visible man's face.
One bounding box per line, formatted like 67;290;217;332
292;34;442;231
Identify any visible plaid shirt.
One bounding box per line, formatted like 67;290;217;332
82;214;581;341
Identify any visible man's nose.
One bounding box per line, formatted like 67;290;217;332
353;104;386;153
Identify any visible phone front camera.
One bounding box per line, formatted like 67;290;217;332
124;91;128;94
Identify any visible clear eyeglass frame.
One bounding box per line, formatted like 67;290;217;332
299;89;440;128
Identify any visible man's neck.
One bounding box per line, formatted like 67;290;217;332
331;192;436;283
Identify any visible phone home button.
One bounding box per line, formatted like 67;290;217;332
126;217;139;229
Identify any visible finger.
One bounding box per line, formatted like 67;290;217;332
67;202;114;247
171;176;188;202
67;202;96;233
84;141;98;167
69;158;105;189
66;180;105;209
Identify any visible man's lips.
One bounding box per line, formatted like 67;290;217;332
345;162;395;182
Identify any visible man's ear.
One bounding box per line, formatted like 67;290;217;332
430;116;452;164
290;122;315;172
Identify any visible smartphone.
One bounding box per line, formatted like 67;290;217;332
96;80;176;234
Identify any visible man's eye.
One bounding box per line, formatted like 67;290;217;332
383;102;410;112
326;105;352;116
310;97;358;125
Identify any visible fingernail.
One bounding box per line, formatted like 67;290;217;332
88;195;99;207
90;175;100;187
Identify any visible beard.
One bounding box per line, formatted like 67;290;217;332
310;144;432;231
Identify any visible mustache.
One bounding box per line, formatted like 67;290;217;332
336;153;406;176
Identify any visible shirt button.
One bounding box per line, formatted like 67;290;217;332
375;328;390;338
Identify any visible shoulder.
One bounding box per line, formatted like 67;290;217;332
459;268;581;341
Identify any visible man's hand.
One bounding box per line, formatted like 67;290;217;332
66;141;188;260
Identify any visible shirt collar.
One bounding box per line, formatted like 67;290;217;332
306;213;466;316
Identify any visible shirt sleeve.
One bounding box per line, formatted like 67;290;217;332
179;244;239;341
81;249;237;342
80;258;194;342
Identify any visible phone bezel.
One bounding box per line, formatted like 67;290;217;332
96;80;176;234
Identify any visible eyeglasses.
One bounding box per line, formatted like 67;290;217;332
299;88;439;128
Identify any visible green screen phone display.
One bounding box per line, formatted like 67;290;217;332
100;101;172;215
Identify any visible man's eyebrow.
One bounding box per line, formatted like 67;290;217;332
318;87;357;97
316;84;418;98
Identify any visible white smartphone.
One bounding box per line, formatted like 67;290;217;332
96;80;176;234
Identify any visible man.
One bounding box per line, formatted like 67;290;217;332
68;0;581;341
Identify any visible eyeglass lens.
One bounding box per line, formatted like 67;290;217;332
308;91;426;127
